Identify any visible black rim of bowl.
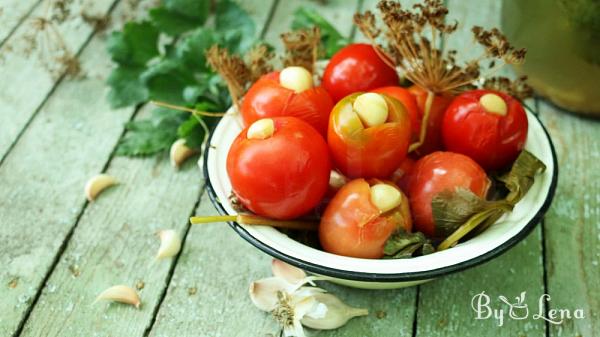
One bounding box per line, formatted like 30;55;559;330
202;112;559;282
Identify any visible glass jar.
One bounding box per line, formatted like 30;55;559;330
501;0;600;117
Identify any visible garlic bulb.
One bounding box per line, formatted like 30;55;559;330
301;292;369;330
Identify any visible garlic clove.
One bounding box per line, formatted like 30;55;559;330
170;139;196;168
247;118;275;140
156;229;182;259
85;174;117;201
352;93;389;127
370;183;402;213
279;66;314;93
300;292;368;330
329;170;349;191
272;259;307;285
479;93;507;116
249;277;295;311
95;285;141;309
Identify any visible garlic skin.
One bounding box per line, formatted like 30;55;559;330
301;292;369;330
170;139;196;168
84;174;117;201
95;285;141;309
156;229;182;259
250;259;368;336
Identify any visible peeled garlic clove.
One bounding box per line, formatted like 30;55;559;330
249;277;294;311
170;139;196;168
247;118;275;140
301;292;368;330
279;66;313;93
95;285;141;309
272;259;306;285
370;183;402;213
85;174;117;201
479;93;507;116
156;229;181;259
353;93;389;127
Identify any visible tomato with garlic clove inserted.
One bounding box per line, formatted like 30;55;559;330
241;67;333;135
408;85;455;156
442;89;528;170
227;117;331;220
319;179;412;259
371;86;421;141
322;43;400;102
407;151;490;237
327;92;412;179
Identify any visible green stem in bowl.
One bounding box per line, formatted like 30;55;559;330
190;214;318;231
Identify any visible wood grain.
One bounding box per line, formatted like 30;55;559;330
0;1;147;335
0;0;118;162
415;1;546;336
539;102;600;337
0;0;40;46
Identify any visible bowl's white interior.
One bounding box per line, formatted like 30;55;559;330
207;109;554;275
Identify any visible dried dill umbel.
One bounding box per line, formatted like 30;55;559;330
354;0;527;95
1;0;82;79
354;0;531;152
281;27;321;74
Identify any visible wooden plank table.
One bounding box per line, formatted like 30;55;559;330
0;0;598;336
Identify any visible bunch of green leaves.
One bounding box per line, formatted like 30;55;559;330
106;0;257;156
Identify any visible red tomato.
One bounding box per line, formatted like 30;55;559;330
319;179;412;259
323;44;399;102
227;117;331;220
408;85;454;156
390;157;415;193
328;93;411;178
241;72;333;135
371;86;421;141
407;152;490;237
442;89;528;170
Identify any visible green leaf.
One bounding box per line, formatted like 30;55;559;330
216;0;256;52
106;65;148;108
175;28;218;72
163;0;210;21
292;7;349;58
177;116;205;150
116;108;188;156
106;21;159;66
383;230;434;259
141;59;196;105
431;188;492;237
149;7;202;35
499;150;547;205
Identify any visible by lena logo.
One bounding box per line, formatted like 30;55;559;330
471;291;585;327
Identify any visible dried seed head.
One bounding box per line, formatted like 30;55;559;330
281;27;321;74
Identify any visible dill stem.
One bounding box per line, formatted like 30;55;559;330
190;215;318;231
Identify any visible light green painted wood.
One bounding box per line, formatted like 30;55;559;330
0;0;118;162
0;1;146;336
0;0;40;46
148;2;417;337
16;1;277;336
415;1;546;336
539;102;600;337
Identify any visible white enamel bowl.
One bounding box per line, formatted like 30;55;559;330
203;108;558;289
